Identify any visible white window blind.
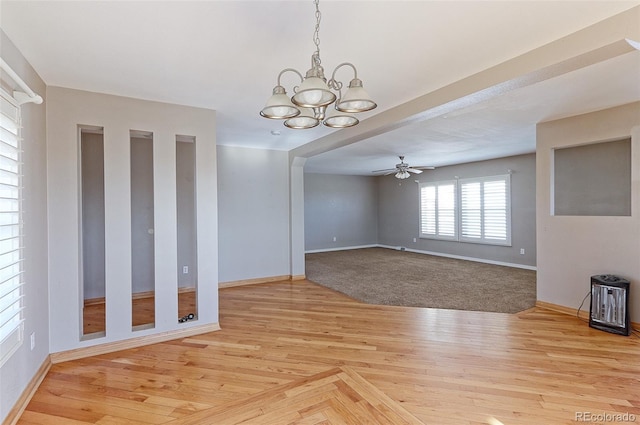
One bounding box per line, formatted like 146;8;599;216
460;174;511;245
419;181;457;240
0;88;24;367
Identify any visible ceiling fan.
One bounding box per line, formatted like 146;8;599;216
372;156;435;179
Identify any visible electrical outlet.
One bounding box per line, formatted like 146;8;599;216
332;236;337;242
30;332;35;350
183;266;189;274
413;238;417;243
520;248;525;255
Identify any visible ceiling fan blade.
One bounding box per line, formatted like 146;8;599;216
373;156;434;176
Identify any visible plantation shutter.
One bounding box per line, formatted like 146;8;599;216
460;181;481;239
437;184;456;238
419;181;457;240
483;179;508;241
419;185;436;236
0;88;24;366
460;175;511;245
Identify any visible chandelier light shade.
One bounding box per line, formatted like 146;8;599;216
260;0;376;130
291;75;336;108
284;108;320;129
260;85;300;119
336;78;377;113
323;110;359;128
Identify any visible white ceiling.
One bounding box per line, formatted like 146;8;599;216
1;1;639;175
305;50;640;174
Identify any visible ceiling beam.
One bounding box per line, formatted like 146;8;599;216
290;6;640;161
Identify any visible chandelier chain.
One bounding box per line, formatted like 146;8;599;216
313;0;322;65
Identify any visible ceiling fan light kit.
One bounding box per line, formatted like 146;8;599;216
373;156;435;179
260;0;376;130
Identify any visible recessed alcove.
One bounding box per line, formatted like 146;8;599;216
176;135;198;322
553;138;631;216
79;125;106;338
130;130;155;330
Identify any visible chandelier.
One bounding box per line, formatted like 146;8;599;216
260;0;376;129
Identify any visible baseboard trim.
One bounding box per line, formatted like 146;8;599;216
290;274;306;281
219;275;291;289
305;244;378;254
84;287;196;306
50;322;221;364
536;300;589;320
84;296;106;306
536;300;640;330
3;355;52;425
305;244;536;271
378;245;537;271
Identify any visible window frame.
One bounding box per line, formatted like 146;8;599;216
458;174;512;246
0;88;25;367
418;174;512;247
418;180;458;241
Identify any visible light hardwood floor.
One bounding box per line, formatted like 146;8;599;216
17;280;640;424
83;291;197;335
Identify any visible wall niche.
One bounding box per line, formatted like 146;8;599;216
553;138;631;216
176;135;197;323
130;130;155;330
79;125;106;338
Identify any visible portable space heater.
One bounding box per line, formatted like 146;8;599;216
589;274;630;336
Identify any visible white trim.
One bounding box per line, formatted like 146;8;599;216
305;244;379;254
459;174;512;246
0;321;24;368
418;180;458;240
306;244;536;271
0;88;24;367
0;58;43;105
376;244;537;271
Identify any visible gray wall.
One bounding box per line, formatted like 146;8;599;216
217;145;290;282
0;30;50;423
81;135;197;298
554;138;631;216
176;140;197;288
537;103;640;322
81;132;106;299
46;87;218;353
378;153;536;267
304;173;378;251
130;136;155;294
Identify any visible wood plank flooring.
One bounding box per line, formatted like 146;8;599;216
16;280;640;425
83;291;196;335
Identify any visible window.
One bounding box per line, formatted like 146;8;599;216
460;175;511;245
419;181;457;240
419;174;511;246
0;88;24;366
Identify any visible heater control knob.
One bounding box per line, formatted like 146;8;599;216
601;275;619;282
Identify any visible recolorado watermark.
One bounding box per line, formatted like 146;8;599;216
575;412;636;423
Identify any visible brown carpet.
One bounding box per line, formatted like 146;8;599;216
305;247;536;314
